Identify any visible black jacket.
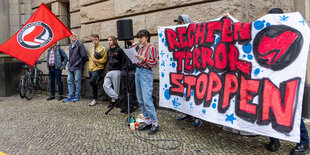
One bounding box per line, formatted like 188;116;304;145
107;45;123;71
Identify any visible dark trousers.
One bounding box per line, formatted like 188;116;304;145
121;69;136;109
89;69;103;100
270;118;309;145
49;67;63;97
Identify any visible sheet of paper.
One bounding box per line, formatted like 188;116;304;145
123;47;139;64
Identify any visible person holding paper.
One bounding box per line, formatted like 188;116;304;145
134;29;159;135
103;36;124;108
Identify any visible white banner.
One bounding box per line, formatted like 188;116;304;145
158;12;310;142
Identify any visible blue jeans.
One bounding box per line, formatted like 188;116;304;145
135;68;158;122
48;67;63;96
67;69;82;98
89;69;103;100
270;118;309;145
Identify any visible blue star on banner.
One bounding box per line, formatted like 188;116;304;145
299;19;306;26
279;15;289;21
160;50;165;57
225;113;237;124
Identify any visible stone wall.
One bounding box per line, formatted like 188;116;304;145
33;0;302;79
30;0;310;108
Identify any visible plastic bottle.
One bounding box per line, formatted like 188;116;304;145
130;117;135;130
135;122;139;130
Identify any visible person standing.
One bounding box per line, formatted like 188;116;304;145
63;34;88;103
265;8;309;154
46;42;68;101
135;30;159;135
103;36;124;108
173;14;202;127
88;34;107;106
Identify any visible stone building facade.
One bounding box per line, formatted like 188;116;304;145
2;0;310;109
31;0;310;79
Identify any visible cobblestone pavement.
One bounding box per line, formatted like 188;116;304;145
0;93;309;155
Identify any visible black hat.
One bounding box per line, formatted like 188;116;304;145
268;8;284;14
174;16;183;22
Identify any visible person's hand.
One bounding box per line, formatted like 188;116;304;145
132;42;138;48
223;13;230;17
135;55;145;61
93;59;99;63
59;67;63;70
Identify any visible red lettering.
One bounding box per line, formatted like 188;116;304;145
201;47;214;69
221;18;233;43
193;48;201;71
228;44;251;75
239;76;259;114
195;23;206;45
170;73;184;95
214;43;227;70
206;72;222;102
176;27;188;49
188;23;196;48
173;51;185;72
233;22;251;41
261;78;299;128
195;73;208;100
185;51;193;72
206;22;222;43
220;74;238;111
184;75;197;98
165;29;180;51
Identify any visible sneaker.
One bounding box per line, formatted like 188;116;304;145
138;123;152;131
63;97;72;103
72;97;79;102
47;96;55;101
177;114;192;121
57;96;63;101
239;131;257;136
290;144;309;155
148;125;159;135
89;99;97;106
194;118;202;127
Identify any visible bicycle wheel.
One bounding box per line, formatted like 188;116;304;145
24;74;34;100
19;77;25;98
35;69;44;90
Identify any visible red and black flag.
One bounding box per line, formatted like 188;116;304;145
0;3;72;66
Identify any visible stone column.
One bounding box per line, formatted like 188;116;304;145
0;0;9;45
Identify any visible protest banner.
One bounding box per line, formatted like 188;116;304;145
158;12;310;142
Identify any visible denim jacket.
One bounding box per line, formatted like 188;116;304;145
46;46;68;70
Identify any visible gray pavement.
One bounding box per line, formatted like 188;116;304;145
0;93;309;154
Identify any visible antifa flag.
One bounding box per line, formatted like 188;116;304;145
0;3;72;66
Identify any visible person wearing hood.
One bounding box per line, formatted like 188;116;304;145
265;8;309;155
103;36;124;108
174;14;202;127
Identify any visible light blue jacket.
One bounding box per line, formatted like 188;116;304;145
46;46;68;70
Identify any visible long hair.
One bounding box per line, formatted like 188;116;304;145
108;36;118;45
